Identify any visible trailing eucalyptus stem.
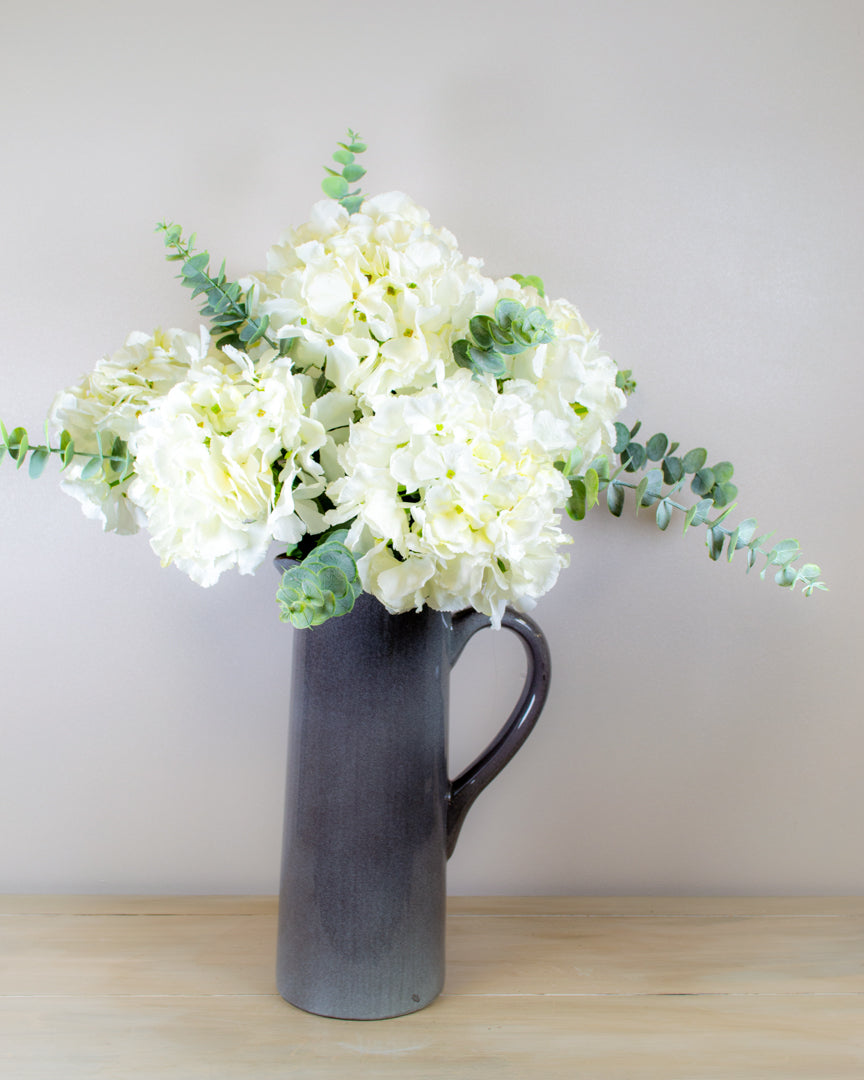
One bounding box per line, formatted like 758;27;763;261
559;420;825;595
155;222;289;356
321;129;367;213
0;420;131;484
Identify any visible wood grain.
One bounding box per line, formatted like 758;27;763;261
2;896;862;1079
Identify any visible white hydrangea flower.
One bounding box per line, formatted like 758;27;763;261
48;327;210;533
327;369;573;626
245;193;492;406
474;282;626;466
518;294;625;463
127;352;326;587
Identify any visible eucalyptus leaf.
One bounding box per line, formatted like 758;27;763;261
567;479;588;521
706;527;725;561
682;448;708;474
510;273;545;296
322;175;349;199
613;422;630;454
80;456;104;481
691;467;716;496
606;482;625;517
712;481;738;507
712;461;735;484
662;456;684;484
646;433;668;461
28;447;50;479
622;442;646;472
8;427;28;465
584;468;600;508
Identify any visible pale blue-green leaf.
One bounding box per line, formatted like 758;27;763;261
322;175;349;199
706;503;737;529
28;447;50;478
713;481;738;507
656;499;672;530
735;518;757;546
623;442;646;472
606;482;625;517
662;456;684;484
706;527;725;561
682;448;708;474
646;433;668;461
691;498;713;527
80;456;104;480
712;461;734;484
691;467;715;496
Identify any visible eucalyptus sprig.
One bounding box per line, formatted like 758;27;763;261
276;529;363;628
453;296;556;379
155;222;290;356
1;420;131;484
510;273;546;297
322;129;367;214
559;421;825;596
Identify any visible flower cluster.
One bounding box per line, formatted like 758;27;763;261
2;134;824;616
329;371;575;627
44;189;624;623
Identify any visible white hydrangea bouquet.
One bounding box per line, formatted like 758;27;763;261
1;132;824;626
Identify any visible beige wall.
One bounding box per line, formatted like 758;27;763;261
1;0;861;895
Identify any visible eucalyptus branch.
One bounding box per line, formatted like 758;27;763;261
155;222;289;355
559;420;826;596
322;129;367;214
0;420;131;483
453;297;556;379
276;528;362;628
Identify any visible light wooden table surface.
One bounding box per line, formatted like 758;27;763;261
1;895;863;1078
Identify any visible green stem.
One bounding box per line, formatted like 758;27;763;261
162;229;280;353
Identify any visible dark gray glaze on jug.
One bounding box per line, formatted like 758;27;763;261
274;569;550;1021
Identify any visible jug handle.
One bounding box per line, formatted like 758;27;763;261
445;607;551;858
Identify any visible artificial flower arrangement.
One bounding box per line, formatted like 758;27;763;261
0;132;825;625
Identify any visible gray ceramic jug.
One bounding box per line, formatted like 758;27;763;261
275;583;550;1020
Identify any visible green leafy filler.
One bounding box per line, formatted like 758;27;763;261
453;296;556;379
321;129;367;214
276;529;363;628
558;421;825;596
0;420;131;484
155;222;292;357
